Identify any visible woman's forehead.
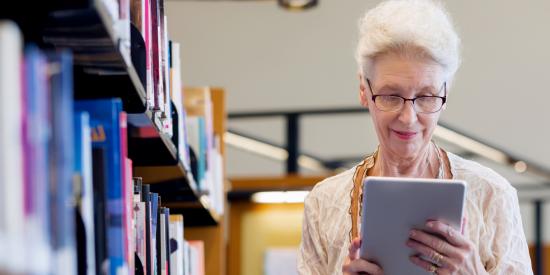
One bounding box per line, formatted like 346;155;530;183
369;56;445;90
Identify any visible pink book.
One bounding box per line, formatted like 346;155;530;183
187;240;205;275
125;158;134;275
119;112;133;274
144;0;154;108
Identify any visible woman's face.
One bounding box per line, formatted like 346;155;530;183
359;53;446;160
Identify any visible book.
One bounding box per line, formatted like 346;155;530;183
117;0;131;64
74;111;97;275
169;215;185;275
22;45;52;274
75;99;127;275
92;147;108;274
169;42;191;169
125;158;135;275
150;0;164;112
133;199;147;275
151;193;159;274
187;240;205;275
163;208;171;275
186;117;207;189
143;0;154;109
0;21;26;273
47;49;78;275
120;111;135;275
142;184;154;275
159;208;168;275
184;88;214;193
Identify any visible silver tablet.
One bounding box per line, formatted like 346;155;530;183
359;176;466;275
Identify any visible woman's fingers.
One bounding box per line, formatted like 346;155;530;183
408;229;461;259
425;221;469;248
409;255;442;274
342;259;384;275
344;238;384;275
406;239;454;269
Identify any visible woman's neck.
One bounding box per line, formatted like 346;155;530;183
372;143;439;178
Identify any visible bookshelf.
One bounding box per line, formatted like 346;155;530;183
1;0;227;274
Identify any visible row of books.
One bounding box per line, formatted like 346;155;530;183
32;0;226;209
118;0;226;211
134;180;205;275
0;21;205;275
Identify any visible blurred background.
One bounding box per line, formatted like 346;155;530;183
165;0;550;274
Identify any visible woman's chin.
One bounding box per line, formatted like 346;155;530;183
388;142;422;159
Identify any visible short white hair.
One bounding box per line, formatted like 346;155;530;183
355;0;461;82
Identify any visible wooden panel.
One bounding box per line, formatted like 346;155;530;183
228;201;304;275
134;165;183;184
186;221;226;275
210;87;226;156
529;245;550;275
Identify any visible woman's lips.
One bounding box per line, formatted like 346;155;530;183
393;129;417;140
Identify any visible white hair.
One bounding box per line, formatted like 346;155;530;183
355;0;461;83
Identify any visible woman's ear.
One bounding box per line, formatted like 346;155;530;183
358;73;369;108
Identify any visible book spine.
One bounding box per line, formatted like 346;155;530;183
0;21;24;273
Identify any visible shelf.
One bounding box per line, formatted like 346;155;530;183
42;1;147;113
128;110;178;165
1;0;223;226
135;162;222;226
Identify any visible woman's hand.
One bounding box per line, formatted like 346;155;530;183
342;237;384;275
407;220;487;275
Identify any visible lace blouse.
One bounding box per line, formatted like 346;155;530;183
297;151;533;275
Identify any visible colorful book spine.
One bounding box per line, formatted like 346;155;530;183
150;0;164;112
74;111;97;275
22;45;52;274
47;49;77;275
169;215;185;275
75;99;126;275
0;21;25;273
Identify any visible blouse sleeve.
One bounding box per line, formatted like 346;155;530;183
483;185;533;275
297;192;329;275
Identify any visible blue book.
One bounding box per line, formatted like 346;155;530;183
75;99;126;275
23;45;52;274
46;50;77;275
73;112;97;275
150;192;159;273
186;117;206;188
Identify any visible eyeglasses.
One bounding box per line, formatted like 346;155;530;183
366;78;447;114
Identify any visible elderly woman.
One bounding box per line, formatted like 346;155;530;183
297;0;533;274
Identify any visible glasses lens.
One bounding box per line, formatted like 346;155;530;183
415;97;443;113
375;95;403;111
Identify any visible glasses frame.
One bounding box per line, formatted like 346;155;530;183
365;78;447;114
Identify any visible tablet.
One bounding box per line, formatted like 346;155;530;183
359;176;466;275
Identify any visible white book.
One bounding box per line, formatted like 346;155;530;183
183;241;191;275
169;215;184;275
159;209;167;275
134;202;147;273
0;21;25;273
76;112;97;275
170;43;191;170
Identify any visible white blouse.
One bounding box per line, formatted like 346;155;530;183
297;151;533;275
